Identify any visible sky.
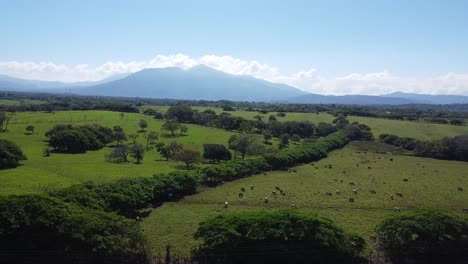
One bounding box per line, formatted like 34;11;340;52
1;0;468;95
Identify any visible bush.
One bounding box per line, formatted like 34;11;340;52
0;139;27;169
0;195;149;264
47;124;113;153
376;209;468;263
203;144;232;162
193;210;365;264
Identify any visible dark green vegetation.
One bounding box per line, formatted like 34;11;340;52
376;209;468;264
0;139;27;169
380;133;468;161
193;210;366;264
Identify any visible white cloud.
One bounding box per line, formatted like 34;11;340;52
1;54;468;95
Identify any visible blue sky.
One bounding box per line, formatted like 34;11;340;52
2;0;468;95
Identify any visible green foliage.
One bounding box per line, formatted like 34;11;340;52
139;119;148;131
0;139;27;169
376;209;468;263
25;124;35;134
193;210;365;264
0;195;149;264
106;145;129;163
130;144;145;163
203;144;232;163
228;134;256;159
174;148;202;168
162;119;182;136
166;105;194;123
47;124;114;153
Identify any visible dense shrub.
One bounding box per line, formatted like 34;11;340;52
376;209;468;264
166;105;194;123
0;139;27;169
46;124;113;153
0;195;149;264
193;210;366;264
203;144;232;162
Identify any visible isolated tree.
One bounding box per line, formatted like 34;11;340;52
203;144;232;163
106;145;129;163
42;147;51;157
278;134;290;149
153;112;165;119
128;133;139;144
130;144;144;164
277;112;286;117
25;125;35;135
166;105;194;123
0;111;14;132
253;115;263;121
228;134;256;159
268;115;277;122
113;125;123;132
113;131;127;145
147;131;158;146
179;124;188;135
263;131;272;144
0;139;27;169
156;141;183;161
139;119;148;131
119;112;124;120
174;148;202;169
155;142;170;161
161;119;181;136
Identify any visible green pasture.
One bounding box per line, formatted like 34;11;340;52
141;141;468;257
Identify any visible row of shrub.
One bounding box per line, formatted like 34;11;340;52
379;133;468;161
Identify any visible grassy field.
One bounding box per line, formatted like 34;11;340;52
147;105;468;140
0;111;241;195
141;141;468;257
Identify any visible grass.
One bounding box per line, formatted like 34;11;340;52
141;141;468;257
0;110;241;195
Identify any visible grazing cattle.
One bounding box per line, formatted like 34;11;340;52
458;187;464;192
396;193;403;197
238;193;243;198
136;216;141;222
393;207;401;212
348;198;354;202
250;185;254;190
352;189;358;194
335;190;341;195
342;171;346;174
280;191;286;196
389;158;394;161
292;169;297;173
291;203;298;209
356;164;359;167
325;192;333;196
241;187;246;192
263;173;267;176
275;186;281;191
390;195;394;200
272;191;277;195
224;201;229;208
368;166;372;169
264;197;269;204
403;178;409;182
315;167;319;169
349;182;355;185
369;189;377;194
287;169;292;173
462;208;468;213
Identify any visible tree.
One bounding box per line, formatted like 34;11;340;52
238;121;254;133
25;125;35;135
147;131;158;146
130;144;144;164
174;148;202;169
179;124;188;135
114;131;128;145
128;133;139;144
228;134;256;159
138;119;148;131
268;115;277;122
156;141;183;161
0;139;27;169
0;195;149;264
155;142;170;161
0;111;14;132
376;209;468;264
153;112;164;119
119;112;125;120
203;144;232;163
166;105;194;123
263;131;273;144
278;134;290;149
106;145;129;163
48;130;90;153
291;134;301;143
277;112;286;117
193;210;365;264
113;125;123;132
161;119;181;136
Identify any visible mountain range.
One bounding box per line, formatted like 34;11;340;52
1;65;468;105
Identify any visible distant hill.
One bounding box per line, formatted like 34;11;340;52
72;65;307;101
383;92;468;104
286;93;418;105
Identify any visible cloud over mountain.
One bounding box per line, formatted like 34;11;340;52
1;54;468;96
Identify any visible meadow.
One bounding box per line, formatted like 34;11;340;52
141;141;468;257
0;110;240;195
